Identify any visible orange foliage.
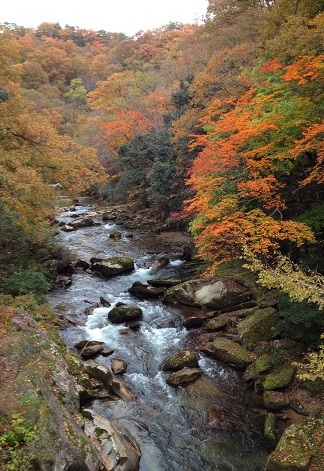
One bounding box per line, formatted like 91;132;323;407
283;55;324;85
101;110;153;151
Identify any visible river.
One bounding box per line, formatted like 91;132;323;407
47;198;269;471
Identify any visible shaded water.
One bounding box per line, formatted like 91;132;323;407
47;201;269;471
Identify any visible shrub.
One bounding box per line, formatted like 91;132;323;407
3;270;51;297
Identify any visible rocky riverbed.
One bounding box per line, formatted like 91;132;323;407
3;198;322;471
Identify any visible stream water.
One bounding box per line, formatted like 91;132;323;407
47;198;269;471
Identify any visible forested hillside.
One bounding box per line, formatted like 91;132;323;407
1;0;323;305
0;1;324;469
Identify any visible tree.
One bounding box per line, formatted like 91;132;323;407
185;52;323;275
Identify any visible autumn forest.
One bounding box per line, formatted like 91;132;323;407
0;0;324;465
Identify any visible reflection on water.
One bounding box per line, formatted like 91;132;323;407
47;202;268;471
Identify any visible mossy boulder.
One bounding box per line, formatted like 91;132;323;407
200;338;255;370
266;418;324;471
263;391;289;410
254;354;274;375
205;313;237;331
263;363;296;391
108;305;143;324
163;350;199;371
237;307;280;349
264;413;277;447
90;257;134;277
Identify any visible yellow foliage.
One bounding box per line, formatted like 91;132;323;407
243;247;324;309
295;335;324;382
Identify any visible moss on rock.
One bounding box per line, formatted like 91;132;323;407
200;338;255;370
263;363;296;391
263;391;289;410
108;305;143;324
266;418;324;470
264;412;277;447
237;307;280;349
163;350;199;371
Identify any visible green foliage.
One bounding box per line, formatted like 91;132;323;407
2;270;51;297
0;87;10;102
0;414;37;471
63;78;88;106
0;202;36;275
274;294;324;348
296;203;324;238
105;128;186;213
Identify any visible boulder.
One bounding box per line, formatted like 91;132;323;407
263;363;297;391
263;391;289;410
75;259;90;270
84;360;136;400
266;418;324;471
128;281;165;298
55;274;72;288
237;307;280;349
83;408;141;471
183;316;205;329
205;312;238;331
150;255;170;273
200;338;255;370
163;350;199;371
61;224;76;232
163;278;251;309
111;358;127;375
147;278;183;287
109;230;122;240
80;344;105;359
166;367;202;387
101;347;115;356
100;295;111;307
108;305;143;324
68;217;95;229
75;340;104;350
90;257;134;277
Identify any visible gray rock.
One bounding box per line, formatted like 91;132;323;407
83;409;141;471
80;344;105;358
84;360;136;400
111;358;127;375
166;367;202;387
163;277;251;309
100;295;111;307
69;217;95;229
128;281;165;298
